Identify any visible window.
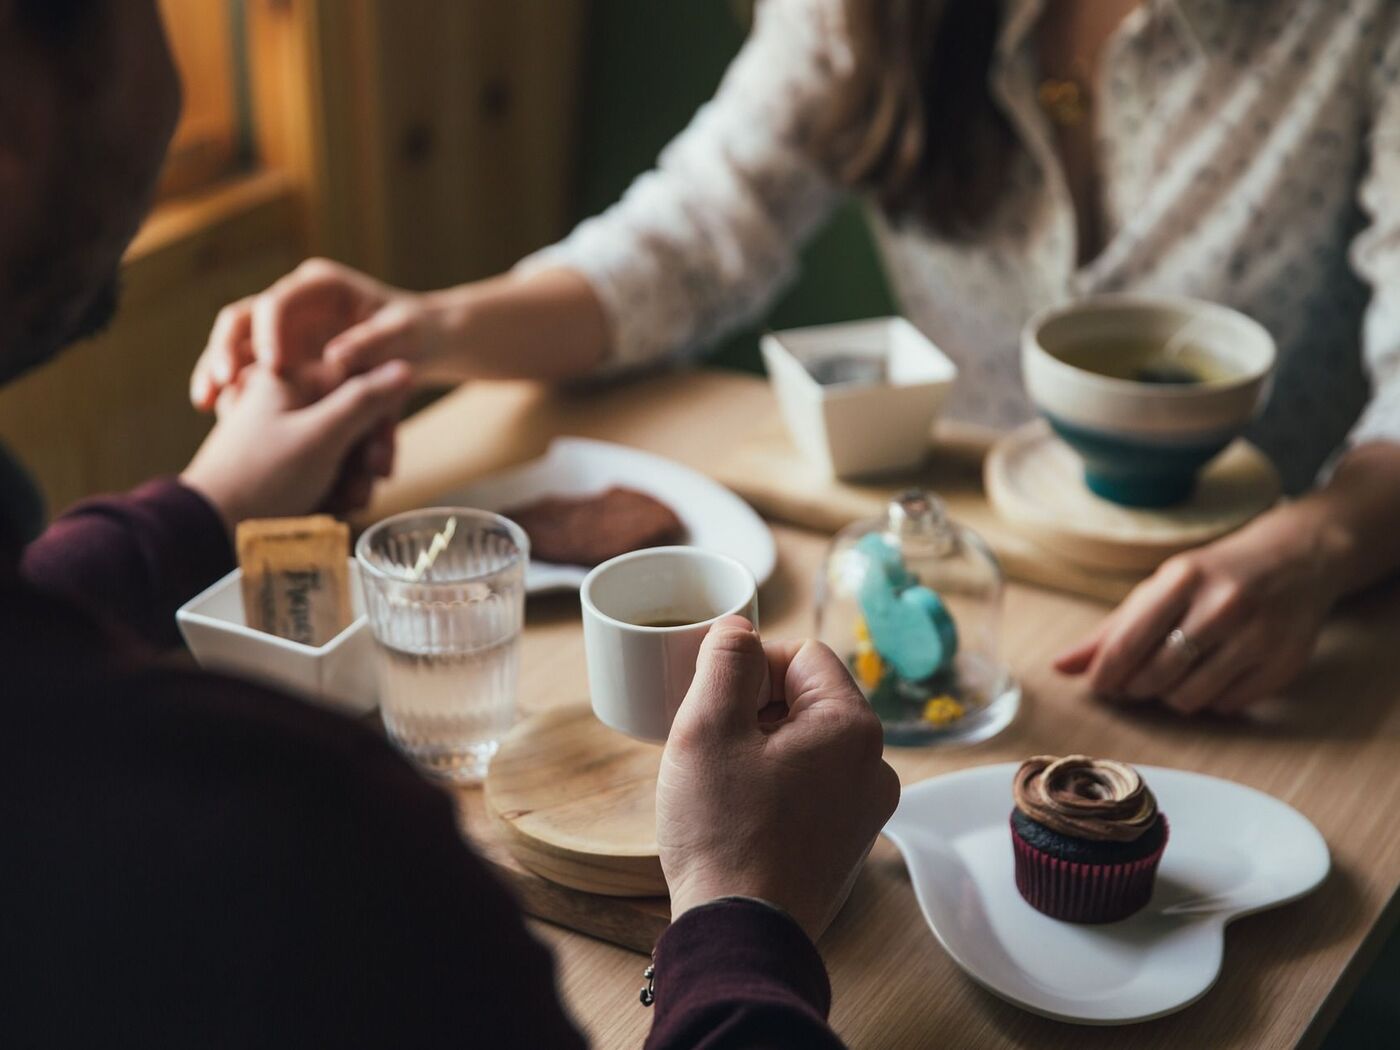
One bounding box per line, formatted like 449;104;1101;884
156;0;247;198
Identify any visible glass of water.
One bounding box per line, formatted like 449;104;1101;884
356;508;528;784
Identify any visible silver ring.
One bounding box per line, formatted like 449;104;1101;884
1165;628;1202;665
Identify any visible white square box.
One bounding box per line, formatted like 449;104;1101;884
176;560;378;716
761;317;958;479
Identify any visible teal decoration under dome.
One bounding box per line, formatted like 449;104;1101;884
816;490;1018;747
855;533;959;681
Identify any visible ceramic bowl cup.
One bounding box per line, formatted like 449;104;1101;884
762;317;958;480
1022;296;1276;507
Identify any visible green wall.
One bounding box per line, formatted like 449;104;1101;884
571;0;895;373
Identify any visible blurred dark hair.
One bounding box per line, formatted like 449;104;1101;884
15;0;98;46
813;0;1012;239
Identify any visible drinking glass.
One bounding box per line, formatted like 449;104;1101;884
356;508;528;784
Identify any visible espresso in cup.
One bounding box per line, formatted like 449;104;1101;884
581;547;758;742
628;604;718;628
633;615;707;628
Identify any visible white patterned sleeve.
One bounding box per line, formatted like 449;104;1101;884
1347;16;1400;449
516;0;846;369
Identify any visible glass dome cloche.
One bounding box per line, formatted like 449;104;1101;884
815;490;1019;746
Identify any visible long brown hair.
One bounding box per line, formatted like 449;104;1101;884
814;0;1012;238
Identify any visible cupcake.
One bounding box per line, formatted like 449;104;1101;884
1010;755;1168;923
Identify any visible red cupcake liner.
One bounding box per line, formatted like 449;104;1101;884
1011;814;1169;924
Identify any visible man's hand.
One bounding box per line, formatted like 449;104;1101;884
656;616;901;944
181;361;413;530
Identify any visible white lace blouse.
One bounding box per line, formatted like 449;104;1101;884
523;0;1400;493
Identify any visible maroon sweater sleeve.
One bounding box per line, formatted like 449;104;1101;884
645;899;847;1050
19;477;234;649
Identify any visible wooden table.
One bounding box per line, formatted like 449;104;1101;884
371;370;1400;1050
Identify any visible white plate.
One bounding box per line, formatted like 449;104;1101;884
882;763;1330;1025
442;437;777;594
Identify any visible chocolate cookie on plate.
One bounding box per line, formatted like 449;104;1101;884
504;486;685;567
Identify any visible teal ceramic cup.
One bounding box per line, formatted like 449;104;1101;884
1022;296;1276;508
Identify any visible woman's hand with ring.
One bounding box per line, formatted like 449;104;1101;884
1053;508;1349;714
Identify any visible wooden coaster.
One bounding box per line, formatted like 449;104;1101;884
484;704;666;897
984;420;1280;573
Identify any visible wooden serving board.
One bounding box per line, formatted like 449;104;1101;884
484;705;666;897
455;793;669;956
468;704;671;955
342;700;666;955
713;416;1146;604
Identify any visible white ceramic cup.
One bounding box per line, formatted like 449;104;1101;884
581;546;759;742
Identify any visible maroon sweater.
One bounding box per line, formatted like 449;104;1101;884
5;479;846;1049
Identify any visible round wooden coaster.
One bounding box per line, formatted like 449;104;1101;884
984;420;1280;573
484;704;665;897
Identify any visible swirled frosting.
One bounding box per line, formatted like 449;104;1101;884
1013;755;1158;843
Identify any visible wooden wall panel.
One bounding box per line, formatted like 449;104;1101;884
156;0;241;198
247;0;586;288
320;0;587;288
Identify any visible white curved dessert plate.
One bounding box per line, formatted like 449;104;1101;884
883;763;1329;1025
444;437;777;594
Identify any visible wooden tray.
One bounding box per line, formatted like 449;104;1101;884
340;707;668;954
450;711;669;955
713;416;1146;604
485;705;666;897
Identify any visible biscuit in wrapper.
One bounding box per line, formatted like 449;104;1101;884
236;516;353;647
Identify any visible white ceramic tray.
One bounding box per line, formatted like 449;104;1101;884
762;317;956;479
442;437;777;594
176;560;376;716
882;763;1330;1025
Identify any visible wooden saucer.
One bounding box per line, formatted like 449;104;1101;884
984;420;1280;573
484;704;666;897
